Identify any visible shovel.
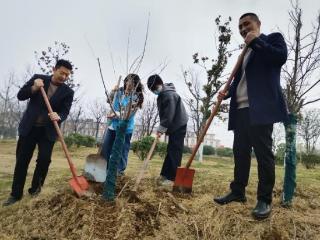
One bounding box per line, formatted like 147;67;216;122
83;133;108;183
40;87;89;197
83;76;122;183
173;46;248;193
132;135;159;192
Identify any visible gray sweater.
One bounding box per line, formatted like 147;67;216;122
157;83;188;134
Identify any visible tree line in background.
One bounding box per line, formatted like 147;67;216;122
1;0;320;174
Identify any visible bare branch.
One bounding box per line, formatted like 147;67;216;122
302;97;320;106
107;43;118;82
143;58;170;78
132;13;150;73
97;58;118;117
283;2;320;114
126;29;131;75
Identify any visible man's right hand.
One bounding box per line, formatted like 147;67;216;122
244;31;259;45
31;79;44;92
217;91;227;101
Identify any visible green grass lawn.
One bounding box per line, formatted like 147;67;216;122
1;139;320;198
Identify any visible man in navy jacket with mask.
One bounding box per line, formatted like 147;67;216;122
213;13;288;219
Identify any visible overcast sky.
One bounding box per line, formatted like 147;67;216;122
0;0;318;147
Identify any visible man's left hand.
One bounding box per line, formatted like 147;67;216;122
245;31;259;45
48;112;61;121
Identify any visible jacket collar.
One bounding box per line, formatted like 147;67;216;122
43;75;66;101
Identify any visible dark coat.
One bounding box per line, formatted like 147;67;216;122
227;32;289;130
157;83;188;134
17;74;74;141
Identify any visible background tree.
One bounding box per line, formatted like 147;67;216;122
134;98;159;140
88;99;107;140
67;103;85;134
281;0;320;204
272;123;285;153
0;65;36;139
203;145;216;155
131;135;167;161
0;72;15;137
0;72;23;138
35;42;81;136
275;143;287;166
298;109;320;153
34;41;79;91
183;15;234;161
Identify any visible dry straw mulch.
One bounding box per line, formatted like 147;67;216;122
0;176;319;240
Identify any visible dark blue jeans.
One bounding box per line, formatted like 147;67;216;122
101;129;132;174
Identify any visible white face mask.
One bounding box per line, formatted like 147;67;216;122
153;85;163;95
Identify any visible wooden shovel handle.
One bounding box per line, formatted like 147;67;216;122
133;136;159;191
185;46;248;169
40;87;78;179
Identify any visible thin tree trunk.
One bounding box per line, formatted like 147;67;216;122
95;122;100;140
195;142;204;162
61;121;66;135
283;113;298;204
103;120;128;201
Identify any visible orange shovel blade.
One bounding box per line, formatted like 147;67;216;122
69;176;89;197
173;167;195;193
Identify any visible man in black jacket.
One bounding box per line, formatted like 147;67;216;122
3;59;74;206
213;13;288;219
147;74;188;187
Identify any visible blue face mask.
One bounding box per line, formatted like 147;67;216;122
153;86;162;95
153;90;161;95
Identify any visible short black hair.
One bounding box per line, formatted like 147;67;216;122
147;74;163;91
55;59;73;71
239;13;260;22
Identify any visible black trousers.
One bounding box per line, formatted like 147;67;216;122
160;125;187;181
230;108;275;204
11;126;55;199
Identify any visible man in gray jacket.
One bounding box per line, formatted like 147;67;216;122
147;74;188;186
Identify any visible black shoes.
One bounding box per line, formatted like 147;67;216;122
2;187;41;207
2;196;21;207
213;192;247;205
252;201;272;219
28;187;41;197
214;192;272;220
